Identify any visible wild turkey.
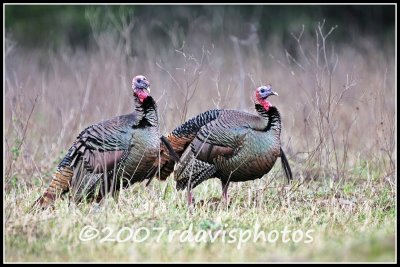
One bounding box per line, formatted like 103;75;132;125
158;85;292;204
34;75;166;209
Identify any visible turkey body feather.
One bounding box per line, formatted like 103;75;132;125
157;85;292;203
34;75;163;209
174;107;282;190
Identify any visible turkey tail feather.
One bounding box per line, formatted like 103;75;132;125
280;148;293;183
144;165;159;187
32;165;73;210
160;135;180;163
157;135;184;181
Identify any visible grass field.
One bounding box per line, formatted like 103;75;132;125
5;167;396;262
4;19;396;262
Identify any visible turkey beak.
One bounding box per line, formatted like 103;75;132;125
271;91;278;96
144;80;150;93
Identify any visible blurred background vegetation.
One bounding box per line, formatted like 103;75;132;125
4;4;396;166
5;5;395;52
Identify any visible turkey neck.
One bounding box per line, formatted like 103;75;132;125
133;95;159;128
254;103;281;133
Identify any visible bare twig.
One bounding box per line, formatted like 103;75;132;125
5;94;40;183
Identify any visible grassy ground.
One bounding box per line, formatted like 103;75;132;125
5;162;395;262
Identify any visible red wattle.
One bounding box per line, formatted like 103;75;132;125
255;92;271;111
135;90;149;103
